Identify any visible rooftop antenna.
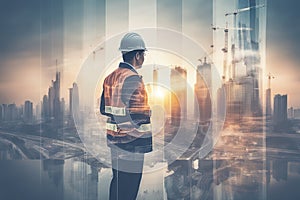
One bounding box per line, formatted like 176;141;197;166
56;59;58;71
267;72;275;89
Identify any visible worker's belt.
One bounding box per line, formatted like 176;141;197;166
105;106;151;116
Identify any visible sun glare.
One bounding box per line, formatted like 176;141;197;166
154;87;165;99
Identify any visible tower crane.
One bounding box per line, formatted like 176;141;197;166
198;44;215;64
219;4;264;80
225;3;265;34
225;4;265;17
212;25;251;81
93;46;104;60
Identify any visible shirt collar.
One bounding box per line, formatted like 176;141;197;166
119;62;138;74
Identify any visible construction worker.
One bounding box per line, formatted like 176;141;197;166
100;32;152;200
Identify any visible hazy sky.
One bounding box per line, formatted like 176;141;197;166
266;0;300;107
0;0;299;107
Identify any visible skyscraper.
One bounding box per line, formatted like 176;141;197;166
61;98;65;117
53;71;61;120
2;104;8;121
7;104;18;121
36;102;41;121
24;100;33;123
217;0;264;119
235;0;263;116
69;87;73;114
42;95;49;120
170;66;187;126
47;70;61;121
48;86;54;118
0;104;2;121
266;88;272;116
194;58;212;122
69;82;79;118
273;94;287;124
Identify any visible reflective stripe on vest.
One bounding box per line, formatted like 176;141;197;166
106;122;151;133
105;106;126;116
137;124;152;132
106;123;119;132
105;105;151;117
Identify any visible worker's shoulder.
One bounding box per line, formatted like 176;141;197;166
124;74;142;84
104;67;141;83
118;67;138;76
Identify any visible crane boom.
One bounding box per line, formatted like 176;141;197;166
225;4;265;16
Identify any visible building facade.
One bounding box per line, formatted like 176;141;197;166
170;66;187;126
273;94;287;124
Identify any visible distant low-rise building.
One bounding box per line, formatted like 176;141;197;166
273;94;287;124
287;107;294;119
0;104;2;121
294;109;300;119
5;104;19;121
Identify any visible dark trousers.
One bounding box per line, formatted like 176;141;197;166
109;149;144;200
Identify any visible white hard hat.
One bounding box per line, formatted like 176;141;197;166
119;32;147;53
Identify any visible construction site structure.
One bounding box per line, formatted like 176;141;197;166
215;1;266;120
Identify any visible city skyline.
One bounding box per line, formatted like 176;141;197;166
0;0;300;108
0;62;294;123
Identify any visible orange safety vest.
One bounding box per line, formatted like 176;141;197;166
103;65;152;141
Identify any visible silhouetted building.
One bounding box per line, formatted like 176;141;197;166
7;104;18;121
266;88;272;116
42;95;49;120
69;82;79;118
53;71;61;120
24;100;33;123
236;0;261;62
69;88;73;114
294;109;300;119
273;94;287;124
36;102;41;121
46;71;62;122
287;107;294;119
18;105;23;121
2;104;8;121
170;66;187;126
48;86;55;118
194;58;212;122
0;104;2;121
61;98;65;117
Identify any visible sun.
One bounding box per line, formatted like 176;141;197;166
154;87;165;99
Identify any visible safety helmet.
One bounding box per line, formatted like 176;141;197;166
119;32;147;53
